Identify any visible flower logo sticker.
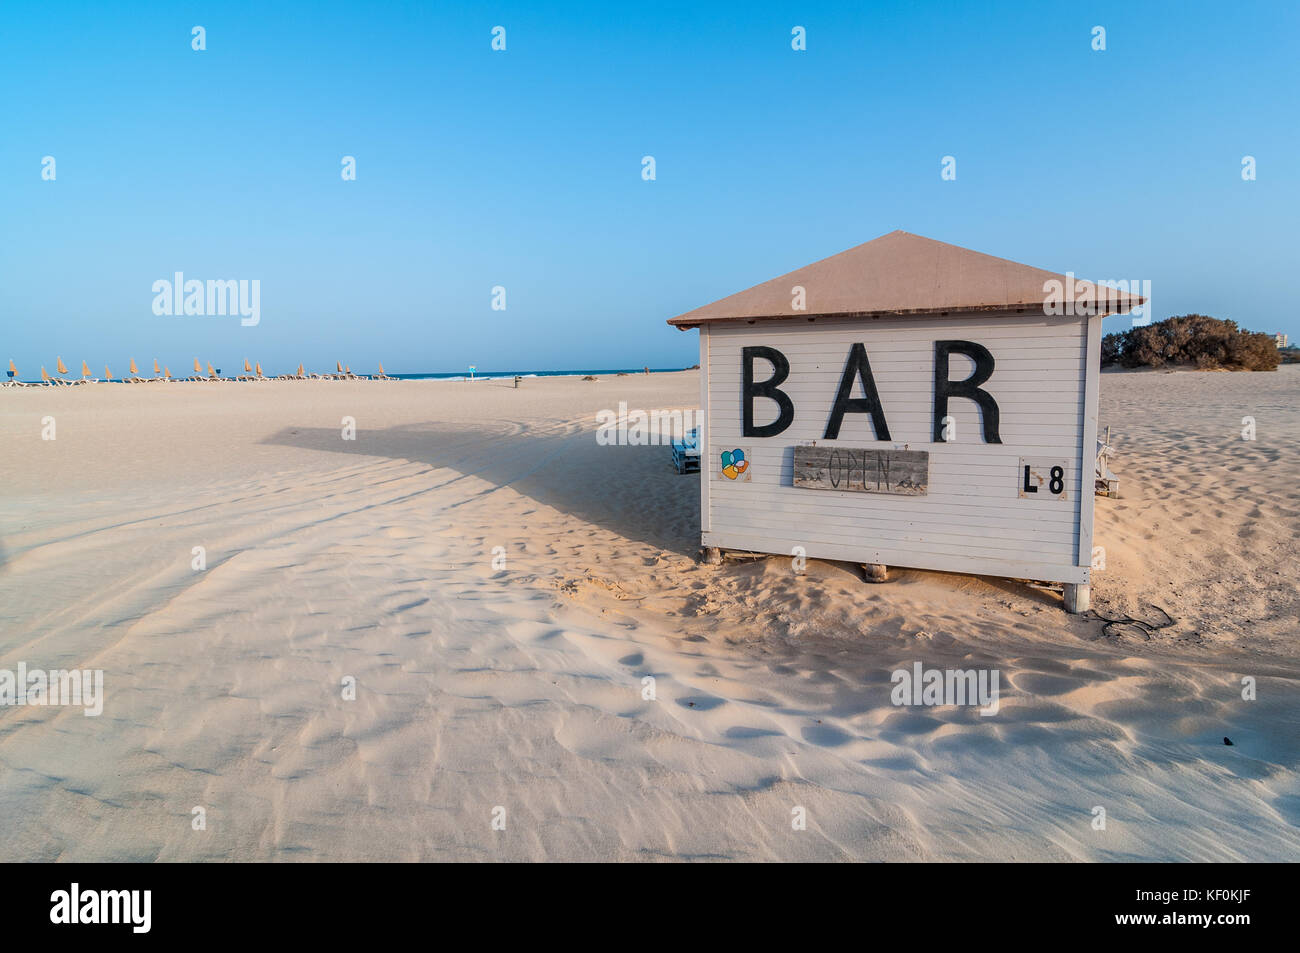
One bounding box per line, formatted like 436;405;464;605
719;448;750;481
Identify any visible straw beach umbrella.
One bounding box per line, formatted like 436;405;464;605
105;365;113;381
56;356;69;381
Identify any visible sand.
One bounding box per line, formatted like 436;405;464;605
1;367;1297;862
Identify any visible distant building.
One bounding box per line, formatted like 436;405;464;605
1276;333;1289;348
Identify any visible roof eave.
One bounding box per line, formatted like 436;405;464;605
668;298;1146;330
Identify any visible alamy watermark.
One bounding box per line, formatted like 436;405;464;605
891;662;1000;716
152;272;260;326
596;402;700;445
1043;273;1152;326
1;663;104;716
50;883;150;933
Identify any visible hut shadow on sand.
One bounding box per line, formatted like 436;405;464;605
259;422;1060;609
260;421;701;558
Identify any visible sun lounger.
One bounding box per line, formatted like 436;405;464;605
671;427;701;474
125;357;149;383
1095;428;1119;498
54;356;85;385
5;359;30;387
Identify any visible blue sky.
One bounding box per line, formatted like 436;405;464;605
2;0;1296;376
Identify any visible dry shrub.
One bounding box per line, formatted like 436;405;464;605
1101;315;1281;371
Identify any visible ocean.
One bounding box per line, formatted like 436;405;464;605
388;368;689;382
7;367;691;384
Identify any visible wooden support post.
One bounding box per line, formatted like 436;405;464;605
703;546;722;565
1063;583;1090;614
861;563;888;583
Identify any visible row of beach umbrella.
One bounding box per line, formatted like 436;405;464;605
5;358;395;386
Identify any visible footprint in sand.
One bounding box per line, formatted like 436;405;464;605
878;711;945;735
801;724;854;747
724;725;783;740
1010;672;1084;696
677;695;725;711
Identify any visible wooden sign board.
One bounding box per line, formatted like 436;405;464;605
793;446;928;496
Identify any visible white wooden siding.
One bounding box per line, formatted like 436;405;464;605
700;312;1096;584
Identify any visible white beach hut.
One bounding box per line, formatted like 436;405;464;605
668;231;1143;613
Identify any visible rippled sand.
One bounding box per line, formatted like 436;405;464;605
1;368;1296;861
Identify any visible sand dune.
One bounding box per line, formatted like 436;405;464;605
1;369;1297;861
